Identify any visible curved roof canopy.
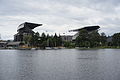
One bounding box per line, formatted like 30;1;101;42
69;26;100;32
17;22;42;31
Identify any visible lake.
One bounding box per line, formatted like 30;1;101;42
0;49;120;80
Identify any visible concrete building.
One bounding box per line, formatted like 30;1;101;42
61;35;73;42
14;22;42;41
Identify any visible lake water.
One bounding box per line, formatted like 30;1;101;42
0;49;120;80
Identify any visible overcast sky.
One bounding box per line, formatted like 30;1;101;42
0;0;120;40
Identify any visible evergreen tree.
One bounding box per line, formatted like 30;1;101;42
53;33;58;47
41;33;46;41
100;32;107;46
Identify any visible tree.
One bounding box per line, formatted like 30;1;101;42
53;33;62;47
100;32;107;46
89;30;101;47
53;33;58;47
57;34;62;46
112;33;120;47
23;32;41;47
75;29;101;48
22;32;63;48
47;37;54;47
64;41;71;47
75;29;89;47
39;33;47;48
23;35;32;46
41;33;46;41
33;32;40;47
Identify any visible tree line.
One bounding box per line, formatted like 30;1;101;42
23;32;62;48
22;30;120;48
75;29;120;48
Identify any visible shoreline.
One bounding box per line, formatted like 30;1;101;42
0;47;120;50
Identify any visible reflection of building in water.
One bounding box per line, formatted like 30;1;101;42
69;26;100;40
14;22;42;41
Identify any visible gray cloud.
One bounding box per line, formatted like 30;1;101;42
0;0;120;39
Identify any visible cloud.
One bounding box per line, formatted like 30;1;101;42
0;0;120;39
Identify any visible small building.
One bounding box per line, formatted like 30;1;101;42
61;35;73;42
7;42;24;49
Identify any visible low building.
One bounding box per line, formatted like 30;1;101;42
61;35;73;42
7;42;24;49
107;36;112;42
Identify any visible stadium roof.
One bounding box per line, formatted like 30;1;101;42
17;22;42;31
